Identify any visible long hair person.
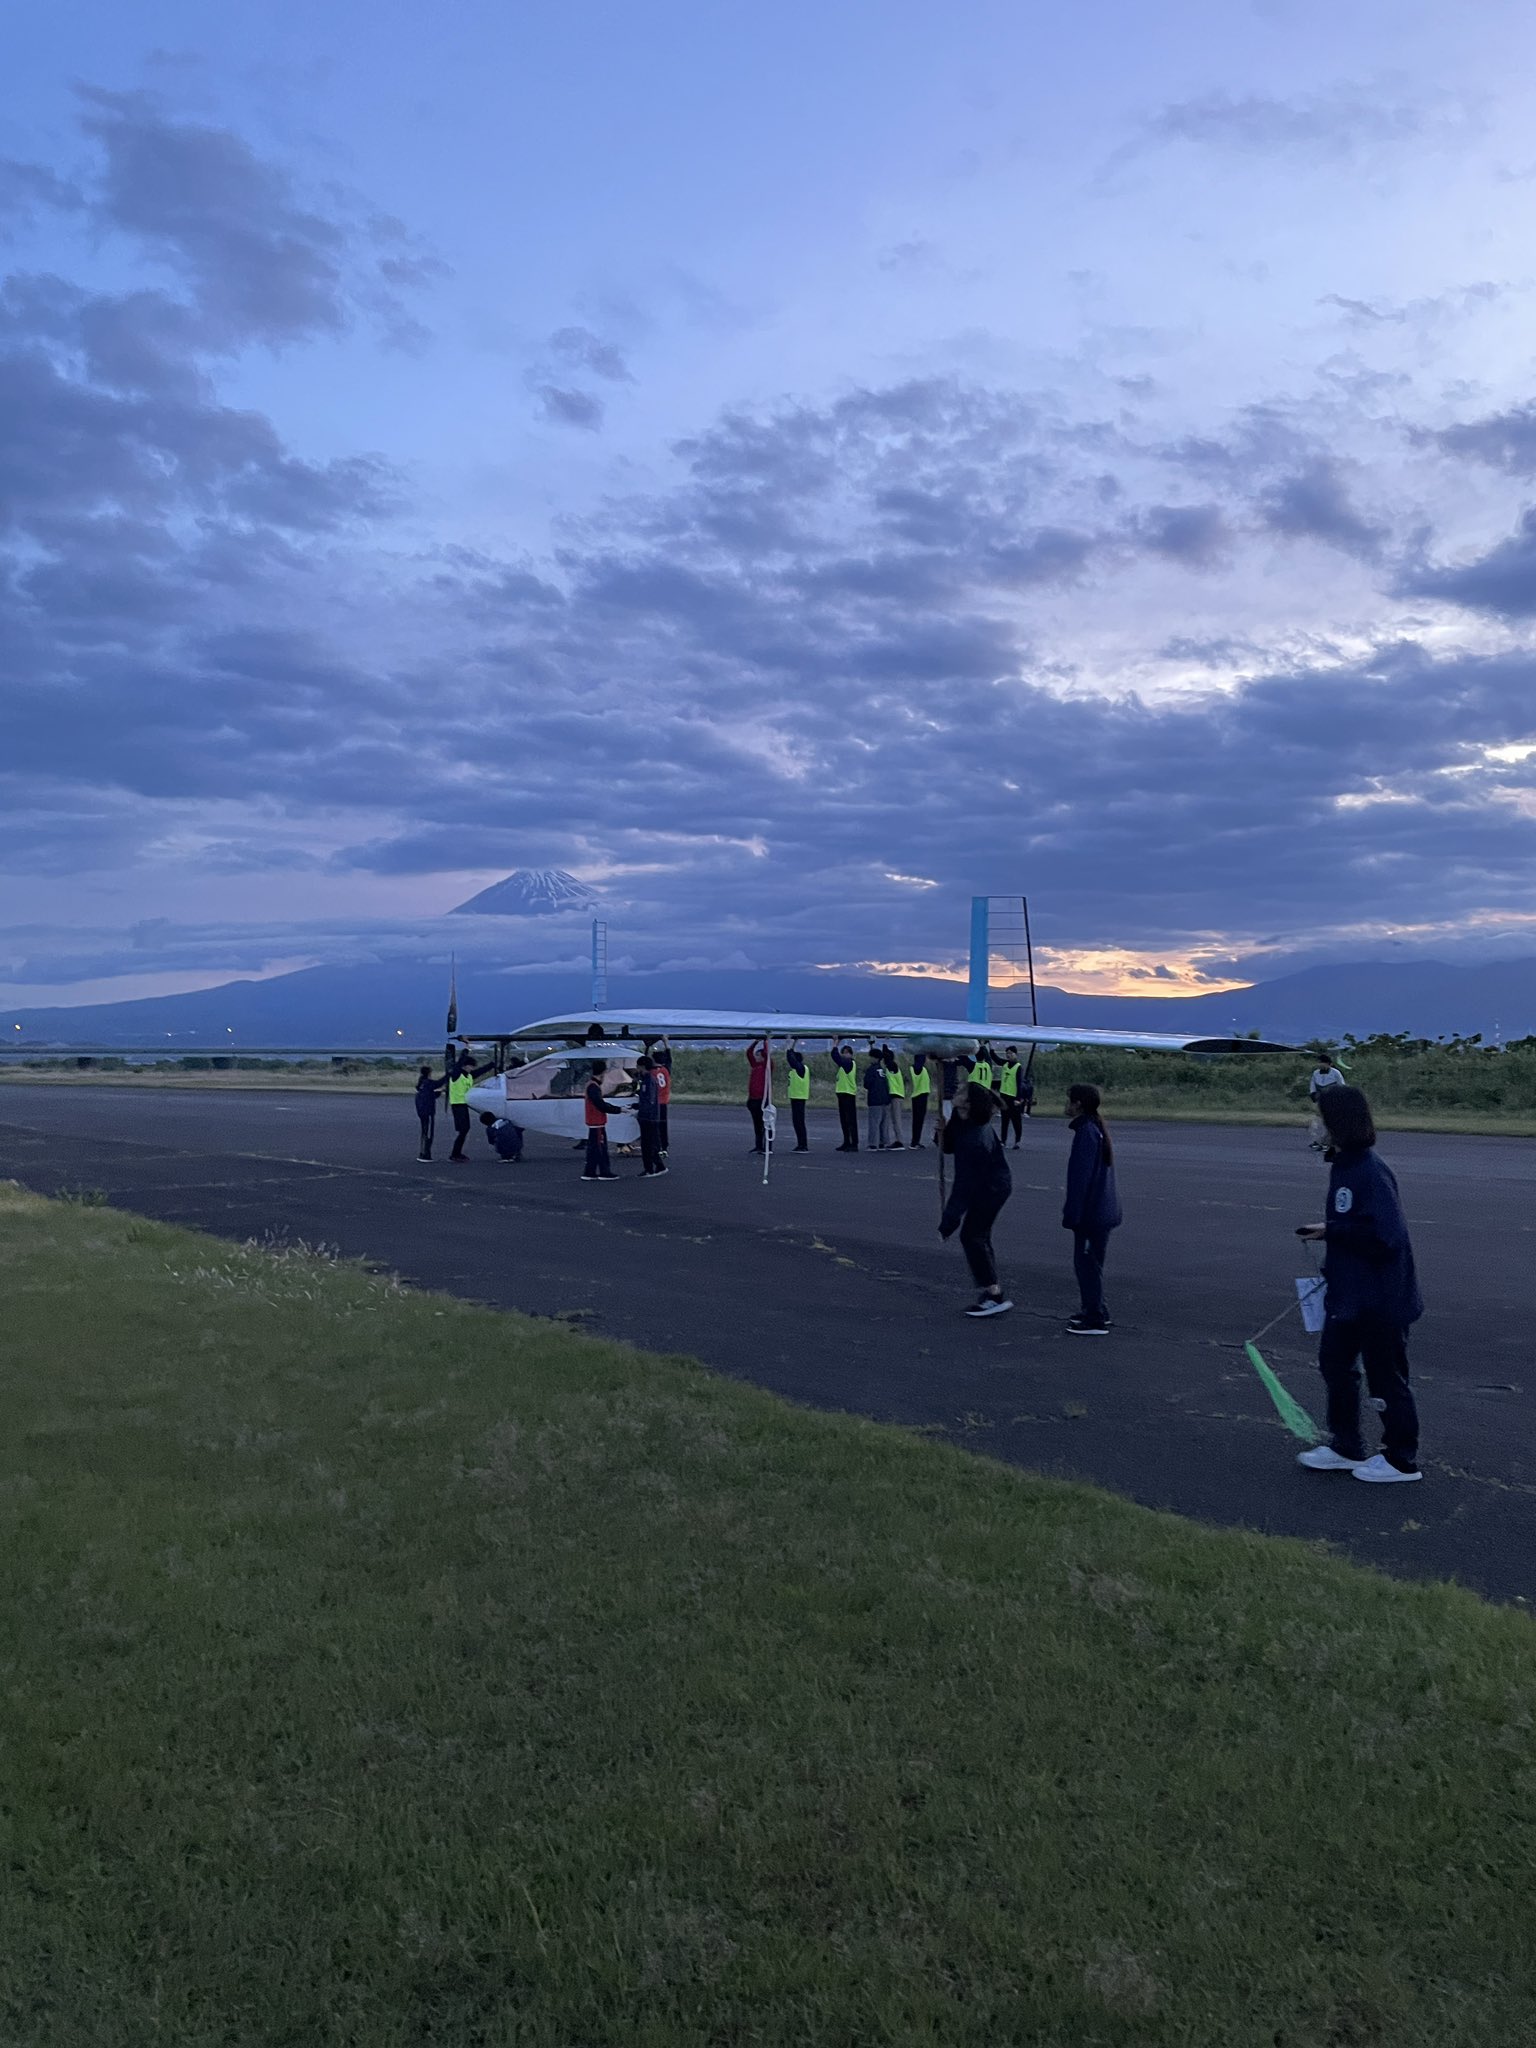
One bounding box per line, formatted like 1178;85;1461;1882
938;1081;1014;1317
1295;1085;1423;1484
1061;1083;1122;1334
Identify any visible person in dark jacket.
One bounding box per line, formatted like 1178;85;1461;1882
1296;1086;1422;1483
414;1064;444;1160
939;1082;1014;1317
863;1050;894;1150
634;1056;668;1177
1061;1083;1122;1334
478;1110;524;1161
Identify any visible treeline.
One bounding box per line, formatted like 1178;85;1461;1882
664;1038;1536;1117
11;1054;421;1073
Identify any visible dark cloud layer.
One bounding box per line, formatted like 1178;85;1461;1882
8;92;1536;991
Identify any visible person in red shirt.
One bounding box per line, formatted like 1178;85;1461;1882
745;1038;772;1153
581;1065;623;1182
652;1044;672;1158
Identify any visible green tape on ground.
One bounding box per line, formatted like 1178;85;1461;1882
1245;1341;1323;1445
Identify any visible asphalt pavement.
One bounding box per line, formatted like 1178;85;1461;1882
3;1083;1534;1603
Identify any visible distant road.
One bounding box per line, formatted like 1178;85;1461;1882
3;1084;1533;1603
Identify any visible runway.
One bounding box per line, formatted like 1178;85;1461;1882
3;1083;1534;1602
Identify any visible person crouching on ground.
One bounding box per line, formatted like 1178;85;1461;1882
1062;1084;1121;1335
634;1056;668;1177
479;1110;524;1162
939;1082;1014;1318
582;1065;623;1182
414;1063;444;1160
1295;1085;1423;1484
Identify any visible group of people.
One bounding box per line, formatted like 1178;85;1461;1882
411;1034;1424;1487
936;1077;1121;1331
413;1048;500;1163
757;1039;1036;1156
580;1046;672;1182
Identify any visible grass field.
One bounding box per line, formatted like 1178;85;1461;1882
4;1185;1535;2045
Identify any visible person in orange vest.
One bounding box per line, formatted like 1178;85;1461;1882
581;1063;624;1182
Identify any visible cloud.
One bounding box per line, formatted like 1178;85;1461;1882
1117;87;1475;168
1134;503;1231;568
1401;509;1536;618
534;384;605;429
0;158;81;235
548;325;632;382
1257;457;1384;559
1428;403;1536;476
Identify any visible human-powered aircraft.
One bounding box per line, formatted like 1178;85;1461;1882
462;1006;1293;1143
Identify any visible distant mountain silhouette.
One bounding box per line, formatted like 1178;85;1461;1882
450;869;595;916
9;953;1536;1048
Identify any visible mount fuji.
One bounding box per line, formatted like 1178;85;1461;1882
450;869;596;917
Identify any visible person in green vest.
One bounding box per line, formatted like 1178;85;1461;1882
909;1051;932;1148
447;1043;491;1161
998;1047;1025;1148
832;1043;859;1151
882;1046;907;1148
786;1040;812;1150
971;1044;995;1094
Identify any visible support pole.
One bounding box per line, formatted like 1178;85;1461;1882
966;896;990;1025
761;1032;774;1185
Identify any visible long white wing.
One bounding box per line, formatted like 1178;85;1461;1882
491;1007;1294;1056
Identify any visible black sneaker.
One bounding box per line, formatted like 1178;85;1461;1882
1066;1314;1110;1336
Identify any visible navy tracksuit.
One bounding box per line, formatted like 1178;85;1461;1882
1062;1116;1122;1322
941;1121;1013;1290
1318;1146;1422;1473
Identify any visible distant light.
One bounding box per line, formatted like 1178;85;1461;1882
396;1029;404;1037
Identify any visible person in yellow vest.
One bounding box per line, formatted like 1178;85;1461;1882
786;1040;812;1150
447;1044;490;1161
831;1043;859;1151
971;1045;995;1095
998;1047;1025;1149
881;1046;907;1148
909;1051;932;1148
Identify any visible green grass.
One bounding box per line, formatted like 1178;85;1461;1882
3;1185;1536;2046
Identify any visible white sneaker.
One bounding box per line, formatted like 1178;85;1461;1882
1352;1454;1422;1485
1296;1445;1365;1472
965;1296;1013;1318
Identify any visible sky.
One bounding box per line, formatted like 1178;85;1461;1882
8;0;1536;1006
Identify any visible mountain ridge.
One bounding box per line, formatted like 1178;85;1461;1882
8;953;1536;1046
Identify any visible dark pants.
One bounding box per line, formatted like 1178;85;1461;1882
748;1099;766;1150
911;1095;928;1148
1318;1315;1420;1471
450;1104;472;1158
417;1112;434;1159
790;1099;808;1148
658;1107;669;1150
639;1119;663;1172
1073;1230;1110;1321
836;1094;858;1148
1021;1090;1035;1118
1000;1098;1023;1144
960;1194;1008;1292
583;1129;613;1178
